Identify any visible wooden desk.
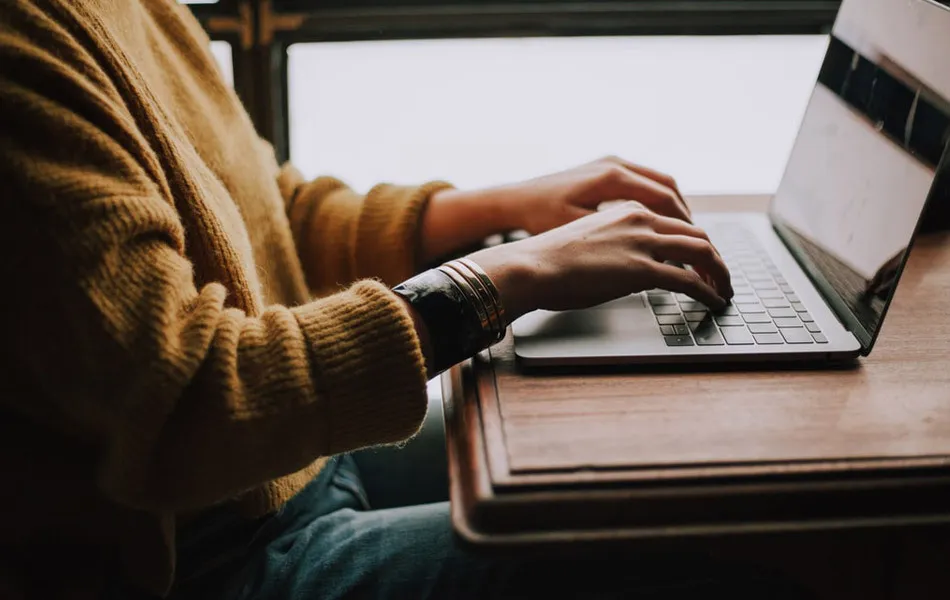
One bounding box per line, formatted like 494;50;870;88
443;195;950;551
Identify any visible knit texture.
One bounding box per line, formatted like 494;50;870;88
0;0;449;595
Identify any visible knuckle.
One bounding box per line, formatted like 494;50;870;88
621;205;653;226
600;154;622;165
634;230;660;249
629;254;653;270
661;190;680;208
683;269;705;286
600;164;627;185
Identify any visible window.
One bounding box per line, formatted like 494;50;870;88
187;0;840;185
288;35;827;194
209;41;234;87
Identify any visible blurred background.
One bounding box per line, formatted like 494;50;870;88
184;0;838;195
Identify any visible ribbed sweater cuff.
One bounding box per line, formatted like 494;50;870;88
293;279;429;453
354;181;455;285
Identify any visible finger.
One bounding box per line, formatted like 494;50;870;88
647;213;711;242
604;156;691;218
647;214;727;262
608;169;691;224
646;261;726;309
647;234;734;298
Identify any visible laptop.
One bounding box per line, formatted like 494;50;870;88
512;0;950;367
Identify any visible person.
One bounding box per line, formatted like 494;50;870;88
0;1;822;599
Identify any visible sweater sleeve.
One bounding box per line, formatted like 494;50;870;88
276;163;453;295
0;4;428;512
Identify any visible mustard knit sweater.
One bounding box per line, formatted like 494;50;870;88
0;0;450;595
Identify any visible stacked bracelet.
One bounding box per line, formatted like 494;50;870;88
438;259;506;344
392;260;507;375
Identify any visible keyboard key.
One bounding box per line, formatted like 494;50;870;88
775;276;788;285
785;291;799;300
781;328;814;344
732;294;759;304
673;324;690;335
718;305;739;316
774;317;802;328
751;280;777;290
756;289;784;299
768;307;797;318
648;294;676;306
657;315;686;325
748;323;778;334
714;315;745;327
693;322;725;346
762;298;790;308
791;302;807;312
721;326;754;345
743;313;772;324
652;305;681;315
664;335;694;347
736;303;766;314
679;301;707;312
660;325;676;335
805;322;821;333
799;312;814;323
684;311;708;322
812;333;829;344
753;333;785;345
675;293;693;303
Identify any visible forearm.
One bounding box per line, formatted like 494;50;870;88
420;187;522;265
13;235;428;512
280;163;454;292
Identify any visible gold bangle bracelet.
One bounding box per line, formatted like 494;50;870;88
444;260;503;342
456;258;507;327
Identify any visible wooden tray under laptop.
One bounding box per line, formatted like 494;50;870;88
442;196;950;550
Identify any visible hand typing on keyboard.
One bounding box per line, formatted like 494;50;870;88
469;200;734;322
648;225;827;347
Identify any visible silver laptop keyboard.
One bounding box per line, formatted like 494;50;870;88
647;225;828;348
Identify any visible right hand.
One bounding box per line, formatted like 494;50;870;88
468;201;734;322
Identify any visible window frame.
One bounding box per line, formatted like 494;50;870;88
188;1;259;135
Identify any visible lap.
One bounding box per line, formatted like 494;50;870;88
214;457;812;600
171;395;812;600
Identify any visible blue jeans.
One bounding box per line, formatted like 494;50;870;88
169;397;813;600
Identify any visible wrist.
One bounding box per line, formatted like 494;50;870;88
466;242;538;323
439;186;524;233
477;184;526;233
421;186;526;264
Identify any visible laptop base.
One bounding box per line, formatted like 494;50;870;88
512;212;862;367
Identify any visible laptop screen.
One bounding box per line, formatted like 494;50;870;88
769;0;950;350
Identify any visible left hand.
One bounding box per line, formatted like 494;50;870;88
420;156;692;264
493;155;692;235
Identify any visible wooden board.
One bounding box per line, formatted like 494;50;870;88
444;195;950;547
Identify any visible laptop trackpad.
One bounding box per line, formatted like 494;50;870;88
512;294;659;351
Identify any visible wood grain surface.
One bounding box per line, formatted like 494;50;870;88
455;195;950;485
